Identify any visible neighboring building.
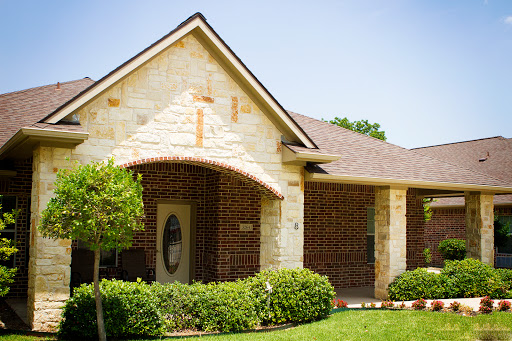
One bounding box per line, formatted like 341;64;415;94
413;137;512;266
1;13;511;332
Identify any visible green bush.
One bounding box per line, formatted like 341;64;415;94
59;279;164;339
246;268;335;325
151;280;259;332
388;268;446;301
442;258;508;298
438;239;466;261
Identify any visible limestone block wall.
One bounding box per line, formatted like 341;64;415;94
28;146;73;332
374;187;407;299
67;34;303;268
465;192;494;265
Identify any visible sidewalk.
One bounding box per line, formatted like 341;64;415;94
336;286;510;310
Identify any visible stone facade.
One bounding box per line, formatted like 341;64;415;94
465;192;494;265
28;146;73;332
374;187;407;299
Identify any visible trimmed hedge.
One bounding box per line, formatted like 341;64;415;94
59;268;334;338
60;279;164;339
438;239;466;261
388;259;511;301
247;268;335;325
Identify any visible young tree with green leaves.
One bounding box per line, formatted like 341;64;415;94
38;159;144;341
323;117;387;141
0;201;18;297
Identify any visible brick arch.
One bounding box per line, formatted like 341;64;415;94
119;156;283;200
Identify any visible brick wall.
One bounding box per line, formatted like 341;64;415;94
304;182;426;290
95;162;261;283
0;158;32;298
425;205;512;267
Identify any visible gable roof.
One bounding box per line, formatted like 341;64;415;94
0;78;94;147
412;136;512;183
413;136;512;206
40;13;316;149
289;111;512;192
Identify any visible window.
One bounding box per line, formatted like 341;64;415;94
76;240;118;268
367;207;375;264
0;195;17;268
497;216;512;254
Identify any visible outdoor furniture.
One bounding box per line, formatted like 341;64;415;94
121;249;155;282
70;249;94;289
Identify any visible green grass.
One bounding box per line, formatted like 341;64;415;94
1;310;512;341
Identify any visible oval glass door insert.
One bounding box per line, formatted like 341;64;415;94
162;214;182;275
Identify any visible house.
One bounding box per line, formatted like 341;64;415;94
413;137;512;266
1;13;511;332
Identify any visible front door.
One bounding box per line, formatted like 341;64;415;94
156;203;191;283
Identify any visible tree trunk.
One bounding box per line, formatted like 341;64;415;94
94;248;107;341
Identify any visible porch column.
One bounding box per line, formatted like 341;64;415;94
374;186;407;300
27;146;73;332
465;192;494;265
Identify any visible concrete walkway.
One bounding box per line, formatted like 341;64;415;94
336;286;510;311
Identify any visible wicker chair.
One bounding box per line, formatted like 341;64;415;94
121;249;155;282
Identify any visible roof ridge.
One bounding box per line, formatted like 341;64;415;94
0;78;94;98
411;136;506;150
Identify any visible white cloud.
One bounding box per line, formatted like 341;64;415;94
505;16;512;25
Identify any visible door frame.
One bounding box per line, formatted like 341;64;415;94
156;200;197;284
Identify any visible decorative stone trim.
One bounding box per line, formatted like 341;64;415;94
119;157;284;200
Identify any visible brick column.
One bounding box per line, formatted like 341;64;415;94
465;192;494;265
374;186;407;299
27;146;73;332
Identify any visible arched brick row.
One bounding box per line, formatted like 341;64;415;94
119;156;284;200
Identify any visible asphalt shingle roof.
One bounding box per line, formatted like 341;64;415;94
0;78;94;146
288;111;512;189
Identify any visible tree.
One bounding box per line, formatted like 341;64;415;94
323;117;387;141
0;200;18;297
38;159;144;341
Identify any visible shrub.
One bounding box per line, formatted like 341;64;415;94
59;279;164;339
423;248;432;265
497;300;511;311
442;259;508;298
369;302;376;308
449;301;461;312
380;300;394;309
412;298;427;310
388;268;446;301
398;301;406;309
246;268;335;325
438;239;466;261
431;300;444;311
151;280;259;332
479;296;494;314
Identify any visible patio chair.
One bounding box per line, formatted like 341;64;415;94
121;249;155;282
71;249;94;289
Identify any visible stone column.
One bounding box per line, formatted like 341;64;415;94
27;146;73;332
465;192;494;265
374;186;407;300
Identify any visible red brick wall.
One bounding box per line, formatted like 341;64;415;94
425;206;512;267
0;158;32;298
304;183;426;290
124;162;261;283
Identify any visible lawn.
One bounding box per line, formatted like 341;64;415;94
1;310;511;341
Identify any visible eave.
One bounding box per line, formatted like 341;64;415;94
0;127;89;160
282;145;340;166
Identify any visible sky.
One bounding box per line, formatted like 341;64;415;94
0;0;511;149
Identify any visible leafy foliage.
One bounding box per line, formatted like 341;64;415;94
388;268;446;301
246;268;335;325
38;158;144;252
438;239;466;261
423;248;432;265
494;217;511;251
151;280;259;332
0;201;19;297
422;198;435;222
59;279;164;338
323;117;386;141
389;259;511;301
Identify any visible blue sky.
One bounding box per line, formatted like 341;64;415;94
1;0;511;148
